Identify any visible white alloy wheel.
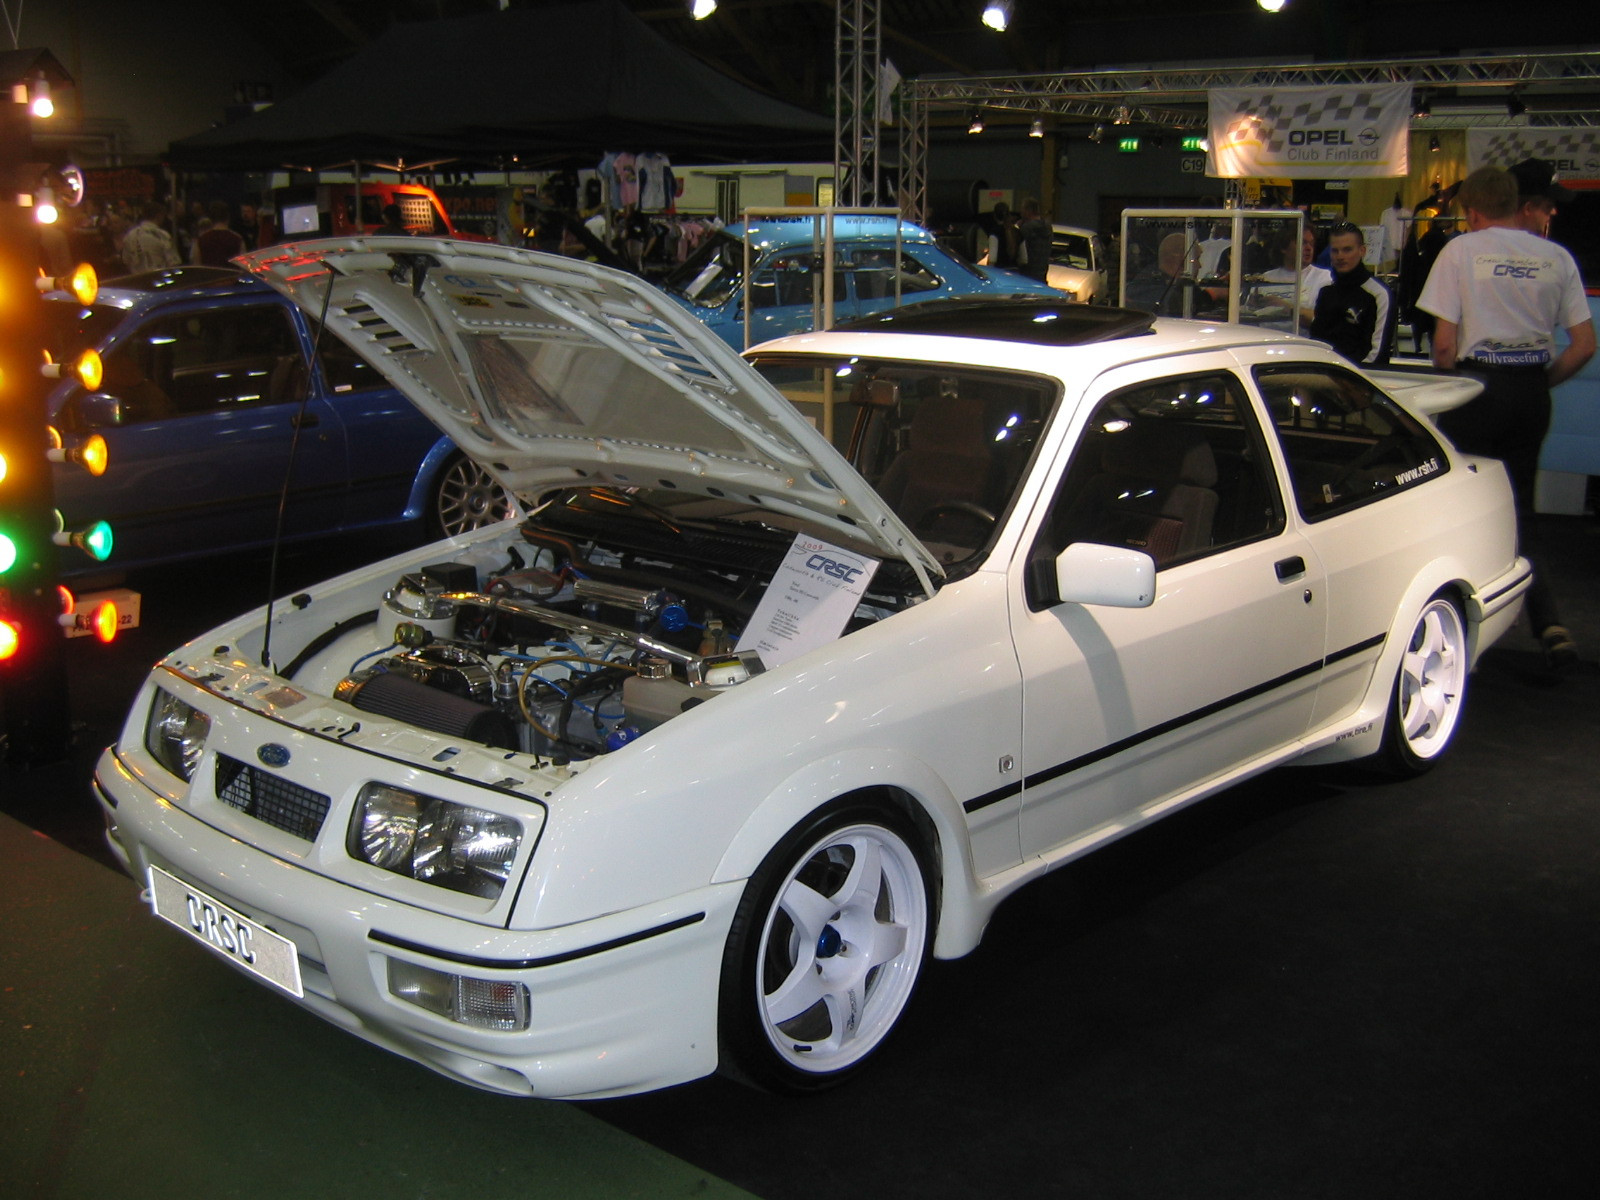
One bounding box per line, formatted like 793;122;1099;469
722;806;931;1091
431;455;512;537
1385;594;1468;773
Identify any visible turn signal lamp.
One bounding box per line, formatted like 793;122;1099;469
36;263;98;306
53;516;113;562
47;432;108;476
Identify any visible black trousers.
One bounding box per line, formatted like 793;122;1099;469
1437;363;1561;634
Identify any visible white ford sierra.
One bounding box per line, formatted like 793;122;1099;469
94;238;1528;1099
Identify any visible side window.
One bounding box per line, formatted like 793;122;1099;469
99;305;303;423
750;250;818;309
849;248;941;300
1032;371;1283;584
318;338;385;394
1254;364;1448;521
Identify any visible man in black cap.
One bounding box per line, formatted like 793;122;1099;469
1508;157;1573;239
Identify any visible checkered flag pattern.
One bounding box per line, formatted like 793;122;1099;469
1230;91;1389;153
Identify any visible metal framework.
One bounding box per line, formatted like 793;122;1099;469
834;0;883;207
900;51;1600;223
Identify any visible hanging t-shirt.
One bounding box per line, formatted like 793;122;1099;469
1379;205;1410;265
636;152;673;211
614;153;639;208
1417;226;1588;366
597;152;620;208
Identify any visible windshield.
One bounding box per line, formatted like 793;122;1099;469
42;300;125;365
661;229;746;307
751;353;1058;567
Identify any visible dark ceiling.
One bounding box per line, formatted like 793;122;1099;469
271;1;1590;114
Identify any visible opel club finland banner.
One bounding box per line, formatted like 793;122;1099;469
1208;83;1412;179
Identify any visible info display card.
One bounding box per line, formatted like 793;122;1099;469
735;533;880;669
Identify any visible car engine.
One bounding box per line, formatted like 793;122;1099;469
323;488;922;762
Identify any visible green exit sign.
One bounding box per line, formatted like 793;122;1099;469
1181;135;1207;152
1118;137;1140;152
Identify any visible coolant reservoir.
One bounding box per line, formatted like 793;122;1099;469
622;669;705;732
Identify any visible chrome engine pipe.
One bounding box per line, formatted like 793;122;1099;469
440;591;704;680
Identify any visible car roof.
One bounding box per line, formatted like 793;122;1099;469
86;266;260;310
726;215;939;251
749;302;1309;376
833;298;1153;344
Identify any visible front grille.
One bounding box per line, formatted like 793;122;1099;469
215;754;331;841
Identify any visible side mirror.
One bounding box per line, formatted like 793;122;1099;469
75;393;125;428
1055;542;1156;608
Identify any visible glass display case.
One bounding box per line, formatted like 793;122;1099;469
1119;209;1311;334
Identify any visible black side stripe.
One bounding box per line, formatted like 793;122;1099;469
963;780;1023;814
962;632;1387;813
368;911;706;971
1482;570;1533;607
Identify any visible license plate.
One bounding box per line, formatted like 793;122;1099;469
147;865;304;998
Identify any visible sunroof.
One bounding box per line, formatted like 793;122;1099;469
833;298;1156;345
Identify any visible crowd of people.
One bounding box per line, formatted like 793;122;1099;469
50;195;266;279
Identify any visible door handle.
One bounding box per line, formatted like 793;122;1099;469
292;412;320;429
1275;556;1306;581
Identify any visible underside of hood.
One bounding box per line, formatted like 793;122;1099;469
236;237;943;586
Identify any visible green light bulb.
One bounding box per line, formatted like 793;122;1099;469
83;520;113;562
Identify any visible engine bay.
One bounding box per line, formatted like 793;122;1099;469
315;488;924;762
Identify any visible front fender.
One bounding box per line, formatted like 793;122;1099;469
709;747;984;959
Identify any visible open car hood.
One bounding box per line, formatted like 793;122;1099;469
237;237;944;587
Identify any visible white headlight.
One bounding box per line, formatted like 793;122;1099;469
350;783;523;899
145;689;210;782
355;784;423;871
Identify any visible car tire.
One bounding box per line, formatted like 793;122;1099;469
1376;592;1468;776
718;800;933;1094
428;453;512;538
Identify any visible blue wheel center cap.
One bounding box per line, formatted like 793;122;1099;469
816;925;842;958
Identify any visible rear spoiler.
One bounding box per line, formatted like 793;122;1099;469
1367;364;1484;417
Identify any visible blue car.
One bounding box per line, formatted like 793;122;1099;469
659;215;1059;349
43;266;510;578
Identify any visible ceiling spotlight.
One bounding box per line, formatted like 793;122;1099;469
1507;94;1527;117
1429;134;1441;152
1414;96;1431;118
689;0;717;19
981;1;1014;31
968;112;986;134
1113;106;1132;125
1257;0;1288;11
1029;118;1044;138
1089;123;1106;144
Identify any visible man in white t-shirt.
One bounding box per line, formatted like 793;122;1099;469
1418;165;1595;667
1251;224;1332;333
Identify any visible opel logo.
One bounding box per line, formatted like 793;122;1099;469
257;743;291;768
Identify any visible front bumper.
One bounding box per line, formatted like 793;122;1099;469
94;747;739;1099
